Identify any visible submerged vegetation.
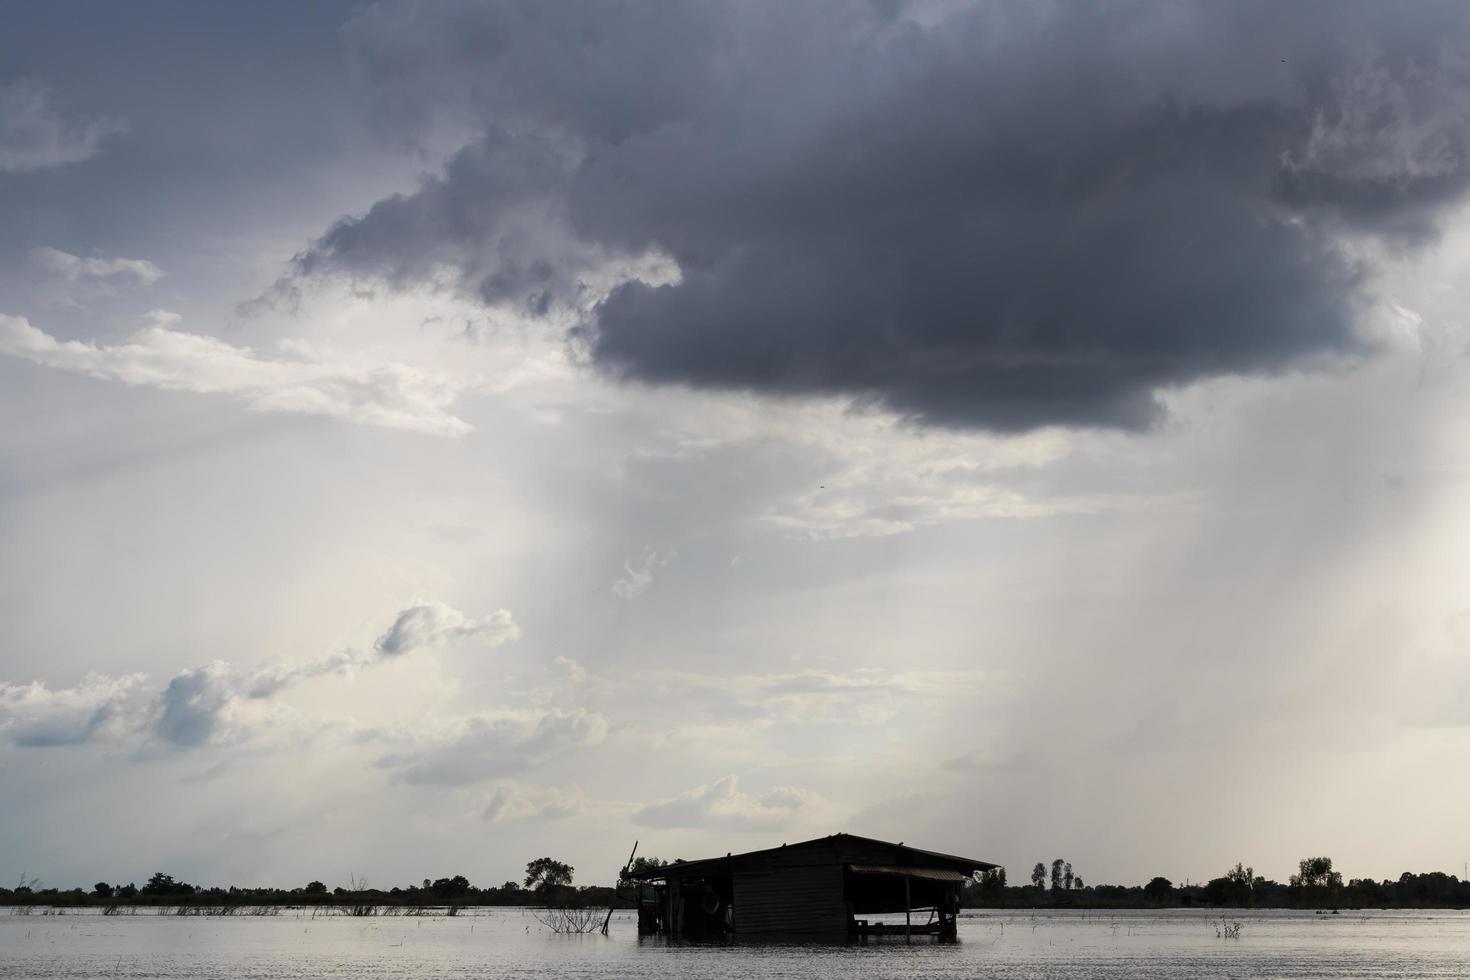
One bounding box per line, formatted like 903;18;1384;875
532;906;604;934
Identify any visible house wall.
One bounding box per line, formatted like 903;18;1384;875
732;864;847;935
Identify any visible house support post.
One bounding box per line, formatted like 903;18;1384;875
905;878;911;945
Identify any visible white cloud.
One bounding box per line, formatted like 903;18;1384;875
0;673;146;747
29;246;163;286
632;775;819;831
611;391;1174;541
757;414;1175;540
154;662;235;749
612;548;664;600
0;601;521;753
146;602;517;749
374;602;520;656
376;708;608;785
640;667;993;727
150;659;357;751
236;649;365;700
0;79;124;172
482;780;586;823
0;314;474;437
141;309;183;327
550;656;587;684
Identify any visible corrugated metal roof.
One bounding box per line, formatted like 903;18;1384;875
848;864;970;882
625;833;996;880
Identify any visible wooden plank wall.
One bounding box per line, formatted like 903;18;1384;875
733;865;847;935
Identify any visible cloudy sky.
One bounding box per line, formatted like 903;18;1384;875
6;0;1470;893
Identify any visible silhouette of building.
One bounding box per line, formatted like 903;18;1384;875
625;833;995;941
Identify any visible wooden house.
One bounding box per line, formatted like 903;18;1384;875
625;832;996;941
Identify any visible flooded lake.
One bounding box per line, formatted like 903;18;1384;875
3;907;1469;979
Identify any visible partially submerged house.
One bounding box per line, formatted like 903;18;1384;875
625;833;996;941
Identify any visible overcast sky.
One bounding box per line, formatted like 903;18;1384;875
6;0;1470;893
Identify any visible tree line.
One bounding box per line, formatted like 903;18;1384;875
963;856;1470;909
8;853;1470;910
0;857;638;910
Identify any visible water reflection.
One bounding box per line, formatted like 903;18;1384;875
3;907;1470;979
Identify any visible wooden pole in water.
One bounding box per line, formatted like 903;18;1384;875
905;878;911;944
602;840;638;936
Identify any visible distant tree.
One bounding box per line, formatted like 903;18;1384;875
1031;863;1046;889
1074;876;1084;890
1229;863;1254;898
1051;859;1065;891
524;857;574;892
626;856;668;877
619;856;668;891
93;882;113;899
1293;857;1341;889
977;867;1006;901
142;873;176;896
117;883;138;899
1144;876;1174;903
431;875;472;899
1063;862;1074;891
304;881;327;896
162;878;194;898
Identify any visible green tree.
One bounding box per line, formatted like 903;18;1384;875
304;881;327;896
1063;862;1074;891
1031;863;1046;889
524;857;574;892
1051;859;1064;891
93;882;113;899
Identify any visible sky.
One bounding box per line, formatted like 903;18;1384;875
5;0;1470;893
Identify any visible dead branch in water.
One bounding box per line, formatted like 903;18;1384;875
534;905;603;934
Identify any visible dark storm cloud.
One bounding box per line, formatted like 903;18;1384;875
293;1;1470;431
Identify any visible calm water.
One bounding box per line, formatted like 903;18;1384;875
3;907;1469;979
